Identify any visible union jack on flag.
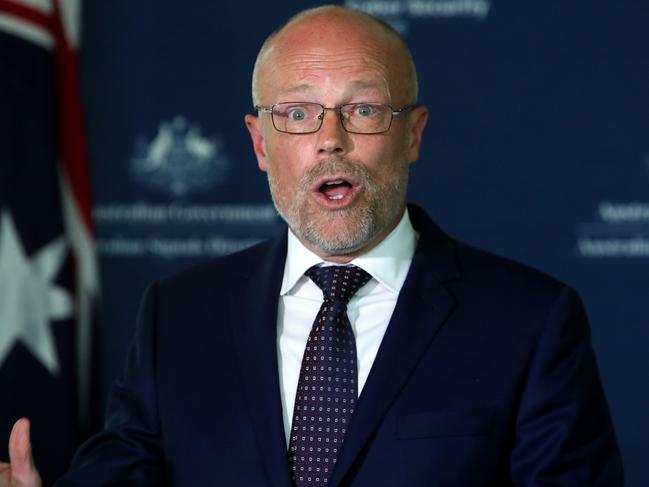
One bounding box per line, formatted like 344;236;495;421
0;0;98;483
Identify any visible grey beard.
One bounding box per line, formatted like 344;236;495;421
267;158;407;256
299;200;376;255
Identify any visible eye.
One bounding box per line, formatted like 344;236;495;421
355;104;377;117
287;108;307;121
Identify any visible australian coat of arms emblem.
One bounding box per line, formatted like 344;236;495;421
130;116;230;197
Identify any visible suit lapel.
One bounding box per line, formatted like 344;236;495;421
228;234;294;487
329;206;460;487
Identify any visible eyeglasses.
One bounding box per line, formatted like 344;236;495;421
255;102;414;135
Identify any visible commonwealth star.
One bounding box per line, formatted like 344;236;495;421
0;210;74;374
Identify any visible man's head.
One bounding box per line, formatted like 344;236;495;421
245;5;428;263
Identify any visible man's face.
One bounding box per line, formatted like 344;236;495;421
246;15;427;261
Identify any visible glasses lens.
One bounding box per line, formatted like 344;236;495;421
341;103;392;134
272;103;322;133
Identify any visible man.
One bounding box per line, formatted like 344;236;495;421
1;5;622;486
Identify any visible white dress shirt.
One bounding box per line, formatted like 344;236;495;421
277;209;418;443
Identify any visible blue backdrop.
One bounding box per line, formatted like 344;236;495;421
79;1;648;484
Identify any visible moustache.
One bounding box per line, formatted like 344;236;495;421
299;158;372;189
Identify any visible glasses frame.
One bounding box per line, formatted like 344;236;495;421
254;102;415;135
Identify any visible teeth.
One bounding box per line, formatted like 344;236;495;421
325;180;344;186
328;194;343;200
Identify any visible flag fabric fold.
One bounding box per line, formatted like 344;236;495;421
0;0;98;483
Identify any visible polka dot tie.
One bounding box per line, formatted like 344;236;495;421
289;265;372;487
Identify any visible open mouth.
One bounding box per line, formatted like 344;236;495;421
313;176;358;206
320;179;353;200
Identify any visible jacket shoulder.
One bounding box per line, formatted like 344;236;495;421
155;234;285;295
455;241;565;291
409;203;573;303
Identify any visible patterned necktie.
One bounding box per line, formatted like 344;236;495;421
289;264;372;487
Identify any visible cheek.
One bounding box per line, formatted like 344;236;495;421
360;136;409;173
266;140;305;184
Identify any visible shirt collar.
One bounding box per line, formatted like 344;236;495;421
280;208;418;295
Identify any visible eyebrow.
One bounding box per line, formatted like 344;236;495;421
277;84;314;99
277;80;387;101
346;80;384;92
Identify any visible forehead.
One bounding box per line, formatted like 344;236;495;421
258;14;408;102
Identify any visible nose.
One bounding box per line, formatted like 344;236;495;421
316;108;352;156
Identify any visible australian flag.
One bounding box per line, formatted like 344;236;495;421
0;0;98;484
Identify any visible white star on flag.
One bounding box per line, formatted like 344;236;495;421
0;209;74;374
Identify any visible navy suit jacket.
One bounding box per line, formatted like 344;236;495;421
56;205;623;486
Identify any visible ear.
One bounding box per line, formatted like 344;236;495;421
245;113;268;172
406;105;428;164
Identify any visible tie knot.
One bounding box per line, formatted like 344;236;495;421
306;264;372;304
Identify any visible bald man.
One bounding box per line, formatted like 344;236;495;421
1;6;622;487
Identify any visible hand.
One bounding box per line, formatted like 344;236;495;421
0;419;41;487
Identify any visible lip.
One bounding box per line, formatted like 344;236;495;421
311;174;360;208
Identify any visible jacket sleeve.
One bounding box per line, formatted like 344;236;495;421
55;283;168;486
510;285;624;486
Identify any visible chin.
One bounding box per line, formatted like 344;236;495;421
300;210;376;256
